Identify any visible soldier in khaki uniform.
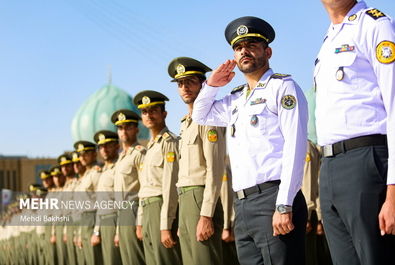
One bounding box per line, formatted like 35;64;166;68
168;57;225;265
91;130;123;265
133;90;182;265
73;141;103;265
71;151;87;265
50;165;68;265
57;153;78;265
111;109;146;265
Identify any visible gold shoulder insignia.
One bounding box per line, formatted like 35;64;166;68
163;132;170;139
135;145;146;152
366;9;386;20
271;73;291;79
231;84;245;94
94;165;102;172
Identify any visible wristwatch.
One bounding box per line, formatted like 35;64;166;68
276;204;292;214
93;231;100;237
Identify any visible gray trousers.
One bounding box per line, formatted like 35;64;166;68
320;146;395;265
234;185;307;265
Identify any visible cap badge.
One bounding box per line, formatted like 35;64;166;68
176;64;185;75
98;133;105;141
236;25;248;36
72;153;79;160
142;96;151;105
118;112;126;121
78;144;84;150
61;157;67;162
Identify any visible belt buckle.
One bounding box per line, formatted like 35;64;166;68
323;144;334;157
236;190;246;200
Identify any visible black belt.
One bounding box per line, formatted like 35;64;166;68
322;134;387;157
235;180;280;200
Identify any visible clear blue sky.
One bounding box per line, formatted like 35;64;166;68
0;0;393;157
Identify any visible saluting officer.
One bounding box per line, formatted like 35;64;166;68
134;90;182;265
168;57;226;265
91;130;123;265
111;109;146;265
315;0;395;264
192;16;308;265
73;141;103;265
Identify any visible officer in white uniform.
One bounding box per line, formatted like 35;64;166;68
192;16;308;265
315;1;395;264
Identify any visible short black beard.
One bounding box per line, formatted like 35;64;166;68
238;55;266;74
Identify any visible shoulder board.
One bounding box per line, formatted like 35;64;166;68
231;84;245;94
135;145;146;153
180;115;188;122
366;8;386;20
94;165;102;172
271;73;291;79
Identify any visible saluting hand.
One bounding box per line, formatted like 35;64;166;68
207;60;237;87
272;212;294;236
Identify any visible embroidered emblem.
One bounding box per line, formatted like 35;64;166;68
118;112;126;121
142;96;150;105
376;41;395;64
281;95;297;110
166;152;175;162
207;129;218;142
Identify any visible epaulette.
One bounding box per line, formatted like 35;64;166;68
94;165;102;173
366;8;386;20
163;131;177;141
180;115;188;122
271;73;291;79
231;84;245;94
135;145;146;153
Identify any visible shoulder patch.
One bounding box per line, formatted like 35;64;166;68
366;8;386;20
281;95;297;110
376;41;395;64
207;129;218;143
166;152;175;163
231;84;245;94
271;73;291;79
162;132;171;139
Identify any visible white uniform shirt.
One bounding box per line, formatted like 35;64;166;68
192;68;308;206
314;1;395;184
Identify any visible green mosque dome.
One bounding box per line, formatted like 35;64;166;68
71;83;149;143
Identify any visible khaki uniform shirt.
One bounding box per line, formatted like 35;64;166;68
177;115;226;217
74;165;101;212
138;127;179;230
114;143;146;201
94;161;117;232
301;140;322;220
